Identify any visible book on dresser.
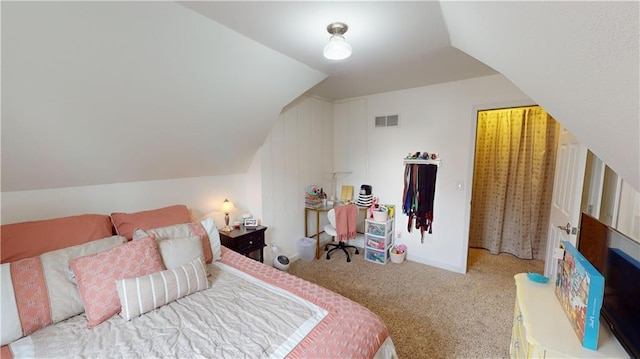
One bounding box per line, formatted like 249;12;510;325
554;240;604;351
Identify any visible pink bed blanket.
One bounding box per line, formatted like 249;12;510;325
219;247;390;358
1;247;391;359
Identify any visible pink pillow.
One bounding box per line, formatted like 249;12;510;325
69;237;165;328
1;214;113;263
110;205;191;240
0;235;126;346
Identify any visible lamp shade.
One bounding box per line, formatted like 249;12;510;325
323;35;352;60
221;199;235;214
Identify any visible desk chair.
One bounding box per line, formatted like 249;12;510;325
324;207;359;262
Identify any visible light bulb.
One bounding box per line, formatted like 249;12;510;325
323;35;352;60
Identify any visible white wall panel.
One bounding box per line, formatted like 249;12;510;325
260;96;334;262
617;180;640;242
246;148;263;223
1;175;248;228
333;103;350;176
333;99;368;198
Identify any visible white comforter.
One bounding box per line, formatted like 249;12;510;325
10;263;327;358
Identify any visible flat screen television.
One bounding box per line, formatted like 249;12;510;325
577;213;640;358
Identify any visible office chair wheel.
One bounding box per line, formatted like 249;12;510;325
326;253;331;260
324;246;328;251
355;248;359;255
347;256;351;263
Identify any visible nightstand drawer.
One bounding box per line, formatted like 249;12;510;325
235;231;264;250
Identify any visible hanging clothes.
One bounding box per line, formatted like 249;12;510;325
402;164;416;229
402;163;438;241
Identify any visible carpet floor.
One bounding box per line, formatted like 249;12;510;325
287;247;544;359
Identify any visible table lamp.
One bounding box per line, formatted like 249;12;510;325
220;199;235;232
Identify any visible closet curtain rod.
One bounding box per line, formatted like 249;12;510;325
477;103;538;112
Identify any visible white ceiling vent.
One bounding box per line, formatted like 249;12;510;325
374;114;400;128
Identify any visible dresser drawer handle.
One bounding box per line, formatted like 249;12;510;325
249;240;253;245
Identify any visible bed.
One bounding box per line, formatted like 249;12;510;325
0;205;397;358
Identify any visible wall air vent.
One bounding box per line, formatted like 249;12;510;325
374;114;400;128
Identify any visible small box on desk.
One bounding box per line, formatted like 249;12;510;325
554;241;604;350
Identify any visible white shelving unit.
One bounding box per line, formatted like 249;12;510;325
364;217;394;264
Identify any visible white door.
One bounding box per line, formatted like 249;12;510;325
544;129;587;278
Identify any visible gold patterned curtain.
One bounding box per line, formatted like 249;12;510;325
469;106;559;260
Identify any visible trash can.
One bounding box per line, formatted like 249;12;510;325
297;237;316;263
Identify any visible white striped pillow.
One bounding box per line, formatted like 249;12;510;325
115;257;208;321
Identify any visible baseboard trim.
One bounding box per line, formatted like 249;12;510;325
407;253;466;274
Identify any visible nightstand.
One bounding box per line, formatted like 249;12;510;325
219;226;267;263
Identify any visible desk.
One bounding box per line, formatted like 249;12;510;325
304;205;368;259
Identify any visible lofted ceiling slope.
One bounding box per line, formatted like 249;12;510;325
1;1;498;192
442;1;639;191
180;1;498;101
1;1;325;192
2;1;638;193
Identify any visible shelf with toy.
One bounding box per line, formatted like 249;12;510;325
403;151;441;167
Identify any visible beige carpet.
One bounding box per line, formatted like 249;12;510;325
288;247;544;359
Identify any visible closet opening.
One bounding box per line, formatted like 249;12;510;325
467;105;560;267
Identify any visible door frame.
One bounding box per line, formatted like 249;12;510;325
465;103;629;274
463;99;537;272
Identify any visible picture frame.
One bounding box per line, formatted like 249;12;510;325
244;218;258;229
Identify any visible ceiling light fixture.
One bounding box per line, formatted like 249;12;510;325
323;22;352;60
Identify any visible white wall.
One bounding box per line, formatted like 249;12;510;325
246;148;263;223
335;74;531;273
1;175;248;228
260;96;334;263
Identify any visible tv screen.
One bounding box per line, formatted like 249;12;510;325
577;213;640;359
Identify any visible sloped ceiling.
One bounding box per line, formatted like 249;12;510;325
1;1;325;191
180;1;498;100
441;1;639;191
2;1;638;193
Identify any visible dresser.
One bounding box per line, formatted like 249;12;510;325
511;273;628;358
219;226;267;263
